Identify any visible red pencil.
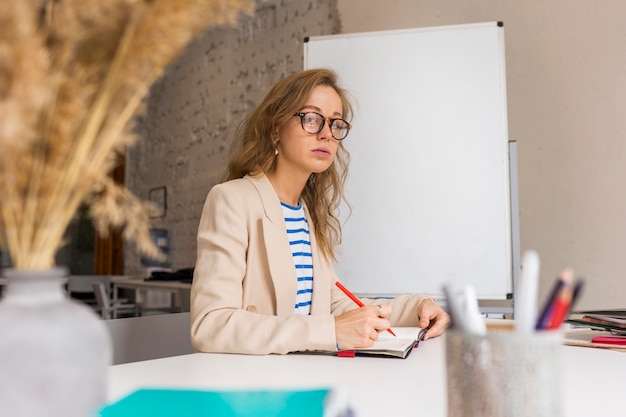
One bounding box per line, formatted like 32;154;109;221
335;281;396;337
546;268;575;330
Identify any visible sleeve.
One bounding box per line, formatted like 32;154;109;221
190;182;337;355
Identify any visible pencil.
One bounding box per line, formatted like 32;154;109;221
335;281;396;337
546;268;575;330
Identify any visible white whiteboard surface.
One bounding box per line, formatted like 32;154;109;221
304;22;513;298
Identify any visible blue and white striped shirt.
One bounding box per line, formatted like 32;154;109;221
281;201;313;315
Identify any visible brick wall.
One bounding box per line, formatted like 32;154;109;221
125;0;341;274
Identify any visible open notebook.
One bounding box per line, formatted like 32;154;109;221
338;327;427;358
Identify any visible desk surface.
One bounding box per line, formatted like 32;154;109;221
107;334;625;417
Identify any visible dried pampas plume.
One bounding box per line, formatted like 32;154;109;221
0;0;255;269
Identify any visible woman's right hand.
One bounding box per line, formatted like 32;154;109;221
334;304;392;350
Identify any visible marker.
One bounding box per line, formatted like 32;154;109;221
515;250;540;333
335;281;396;337
443;284;486;335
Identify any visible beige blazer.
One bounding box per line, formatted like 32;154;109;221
190;174;428;354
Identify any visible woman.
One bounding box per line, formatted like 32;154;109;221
190;68;449;354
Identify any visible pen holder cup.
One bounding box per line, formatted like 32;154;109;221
445;329;563;417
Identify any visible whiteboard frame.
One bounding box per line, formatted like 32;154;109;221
304;22;517;299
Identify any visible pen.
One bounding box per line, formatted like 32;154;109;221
335;281;396;337
535;275;566;330
568;279;584;314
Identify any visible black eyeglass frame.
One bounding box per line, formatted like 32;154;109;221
293;112;352;140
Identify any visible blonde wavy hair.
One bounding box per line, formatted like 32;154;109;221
225;68;353;262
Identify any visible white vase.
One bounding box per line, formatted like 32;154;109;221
0;268;112;417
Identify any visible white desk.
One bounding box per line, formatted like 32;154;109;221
107;335;625;417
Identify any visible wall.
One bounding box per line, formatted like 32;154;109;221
125;0;341;274
128;0;626;310
337;0;626;310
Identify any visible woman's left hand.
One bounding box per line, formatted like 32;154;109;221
417;299;450;340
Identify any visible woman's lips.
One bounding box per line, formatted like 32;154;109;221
312;147;330;156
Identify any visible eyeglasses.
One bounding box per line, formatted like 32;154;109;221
293;112;352;140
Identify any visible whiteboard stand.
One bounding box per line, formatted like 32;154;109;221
479;140;520;316
505;140;520;316
455;141;518;317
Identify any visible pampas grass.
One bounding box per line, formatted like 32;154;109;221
0;0;255;269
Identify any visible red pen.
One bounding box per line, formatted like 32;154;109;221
335;281;396;337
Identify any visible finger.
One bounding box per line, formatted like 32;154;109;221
370;328;379;341
423;323;442;340
418;301;442;327
423;313;451;340
374;317;392;333
375;304;391;318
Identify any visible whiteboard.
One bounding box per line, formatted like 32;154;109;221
304;22;513;298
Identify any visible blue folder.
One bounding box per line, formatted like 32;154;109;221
98;387;354;417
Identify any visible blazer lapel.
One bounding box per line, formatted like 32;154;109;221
246;174;297;317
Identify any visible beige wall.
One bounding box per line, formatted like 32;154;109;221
337;0;626;309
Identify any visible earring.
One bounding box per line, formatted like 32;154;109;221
274;141;278;156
